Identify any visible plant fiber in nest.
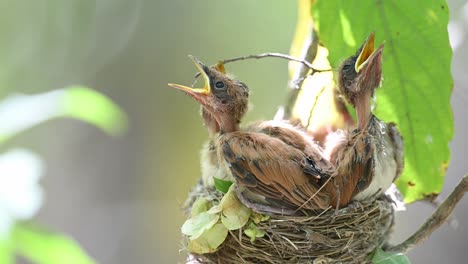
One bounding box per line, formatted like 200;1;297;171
183;182;395;264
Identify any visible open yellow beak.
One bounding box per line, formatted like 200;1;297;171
355;32;378;73
168;55;211;99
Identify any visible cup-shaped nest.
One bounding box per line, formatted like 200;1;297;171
183;181;395;264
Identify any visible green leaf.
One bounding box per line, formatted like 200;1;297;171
190;197;211;217
61;86;128;136
0;86;128;143
312;0;453;203
218;185;251;230
12;223;96;264
187;223;228;254
0;239;13;264
213;177;233;194
181;212;219;239
372;249;411;264
244;223;265;242
250;212;270;224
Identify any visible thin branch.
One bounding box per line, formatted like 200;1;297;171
288;26;319;89
385;174;468;253
190;52;330;88
221;53;327;74
283;26;320;120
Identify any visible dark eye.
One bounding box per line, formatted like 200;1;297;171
214;81;225;89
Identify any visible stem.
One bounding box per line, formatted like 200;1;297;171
221;52;327;74
190;52;330;88
385;174;468;253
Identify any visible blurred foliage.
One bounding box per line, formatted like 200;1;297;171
0;84;126;262
0;86;127;143
0;0;141;97
11;223;96;264
311;0;453;203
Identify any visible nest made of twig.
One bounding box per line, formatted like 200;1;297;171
183;181;395;264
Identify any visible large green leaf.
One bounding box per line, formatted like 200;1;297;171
312;1;453;203
0;86;128;143
12;223;96;264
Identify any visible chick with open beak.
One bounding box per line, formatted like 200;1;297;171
169;55;249;135
169;56;336;214
329;33;404;202
338;32;384;130
169;56;249;187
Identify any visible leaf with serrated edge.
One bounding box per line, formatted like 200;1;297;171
312;0;453;203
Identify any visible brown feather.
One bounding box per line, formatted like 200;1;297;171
218;126;334;212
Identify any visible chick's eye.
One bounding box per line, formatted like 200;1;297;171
214;81;225;89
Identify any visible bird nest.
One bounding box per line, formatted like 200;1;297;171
183;181;395;264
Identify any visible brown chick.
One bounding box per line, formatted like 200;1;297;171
329;33;404;204
169;56;335;215
169;56;248;187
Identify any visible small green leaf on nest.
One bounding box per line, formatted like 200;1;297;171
213;177;233;193
244;223;266;242
181;212;219;240
190;197;211;217
218;185;251;230
250;212;270;224
187;223;228;254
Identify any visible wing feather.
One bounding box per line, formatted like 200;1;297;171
219;130;333;211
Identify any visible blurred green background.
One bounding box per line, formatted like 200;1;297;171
1;0;466;263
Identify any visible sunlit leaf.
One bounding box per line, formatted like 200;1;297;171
12;223;96;264
181;212;219;240
0;86;128;143
289;0;351;141
187;223;228;254
213;177;233;194
372;249;411;264
312;0;453;202
218;185;251;230
244;223;265;242
289;0;315;77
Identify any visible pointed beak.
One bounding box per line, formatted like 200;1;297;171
355;32;384;73
168;55;212;104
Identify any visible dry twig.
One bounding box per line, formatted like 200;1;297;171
385;174;468;253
